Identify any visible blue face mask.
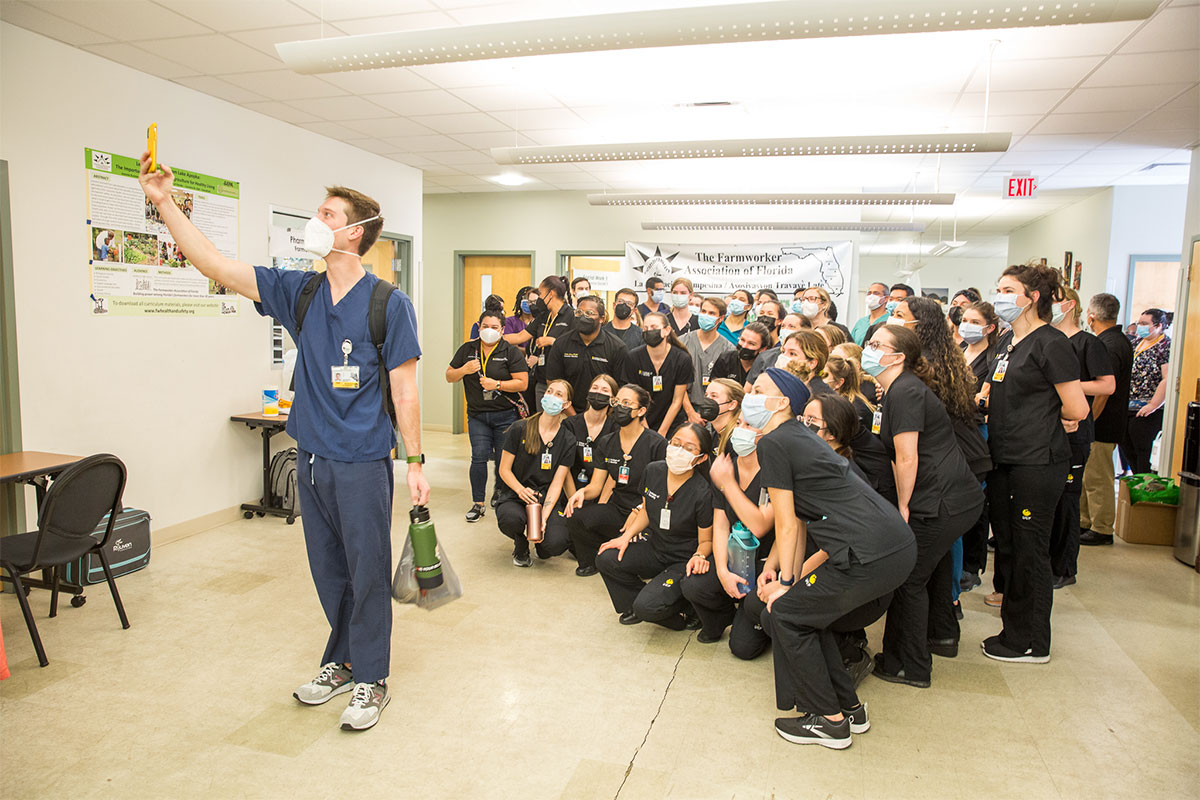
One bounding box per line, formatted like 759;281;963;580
1136;324;1151;339
540;395;564;416
689;305;700;316
861;346;893;376
740;394;778;428
697;313;718;331
958;321;985;344
520;299;531;315
1050;302;1066;326
651;289;665;304
991;293;1023;323
790;299;805;314
727;299;746;316
885;300;899;314
729;426;759;456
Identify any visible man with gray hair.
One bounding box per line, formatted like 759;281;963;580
1080;293;1134;546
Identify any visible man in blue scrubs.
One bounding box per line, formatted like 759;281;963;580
139;155;428;733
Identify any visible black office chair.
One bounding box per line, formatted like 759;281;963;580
0;453;130;667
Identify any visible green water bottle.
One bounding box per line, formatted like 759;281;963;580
408;505;443;589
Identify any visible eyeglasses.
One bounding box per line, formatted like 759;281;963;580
864;340;893;352
577;310;600;320
611;398;640;409
800;415;825;430
669;439;702;455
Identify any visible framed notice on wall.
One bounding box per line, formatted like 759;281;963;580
85;147;240;317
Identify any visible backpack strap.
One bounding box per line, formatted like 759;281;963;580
289;271;326;392
369;278;399;429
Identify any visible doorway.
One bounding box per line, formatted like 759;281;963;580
1127;254;1181;324
453;252;535;434
559;251;624;311
0;160;23;532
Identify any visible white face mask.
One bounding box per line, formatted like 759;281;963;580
303;214;380;259
800;300;821;319
479;328;501;345
865;294;884;311
774;354;793;370
885;317;910;327
665;445;697;475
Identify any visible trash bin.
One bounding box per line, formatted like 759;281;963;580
1175;472;1200;568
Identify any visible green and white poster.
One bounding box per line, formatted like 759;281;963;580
85;147;240;316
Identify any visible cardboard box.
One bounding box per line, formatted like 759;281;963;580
1116;480;1178;546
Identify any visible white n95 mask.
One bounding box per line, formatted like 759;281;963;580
303;214;380;259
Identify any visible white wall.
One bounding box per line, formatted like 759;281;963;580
857;255;1008;301
1006;188;1115;312
1;23;423;530
1106;185;1189;311
422;190;867;429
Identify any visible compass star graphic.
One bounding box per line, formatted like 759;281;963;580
629;244;683;285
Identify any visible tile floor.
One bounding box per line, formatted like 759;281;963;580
2;431;1198;799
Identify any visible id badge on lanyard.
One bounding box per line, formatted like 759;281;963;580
332;339;360;389
652;374;664;392
660;505;671;529
992;356;1010;383
618;457;631;485
582;444;593;463
540;451;553;470
871;408;882;435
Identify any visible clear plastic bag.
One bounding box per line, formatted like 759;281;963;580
392;534;463;611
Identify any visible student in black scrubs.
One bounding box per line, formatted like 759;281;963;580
544;295;628;413
823;355;875;432
681;416;774;645
803;394;896;505
445;308;531;523
596;423;714;629
706;377;745;456
982;264;1088;663
622;313;694;438
754;299;785;349
565;384;667;576
751;367;915;748
955;300;1001;588
711;321;770;387
637;277;669;319
1048;287;1114;587
664;276;697;337
603;287;645;351
528;275;575;403
777;329;833;397
864;325;984;687
562;375;620;496
494;380;577;567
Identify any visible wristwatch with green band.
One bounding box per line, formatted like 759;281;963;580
406;454;425;465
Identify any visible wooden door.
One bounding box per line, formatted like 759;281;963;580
361;238;395;283
461;255;532;431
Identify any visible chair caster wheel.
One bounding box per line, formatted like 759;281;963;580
255;511;265;517
71;595;86;608
286;516;296;525
243;511;254;519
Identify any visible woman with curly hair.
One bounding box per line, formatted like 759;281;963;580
888;295;977;424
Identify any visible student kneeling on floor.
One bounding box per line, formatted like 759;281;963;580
596;423;714;630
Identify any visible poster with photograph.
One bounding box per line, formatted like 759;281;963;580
85;147;239;316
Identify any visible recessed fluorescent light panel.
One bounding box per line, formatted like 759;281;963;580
642;221;927;232
494;132;1011;165
589;193;955;206
489;173;533;186
276;0;1159;73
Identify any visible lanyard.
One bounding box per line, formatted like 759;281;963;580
479;341;497;378
1135;334;1162;358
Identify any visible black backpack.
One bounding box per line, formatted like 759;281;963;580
292;271;398;428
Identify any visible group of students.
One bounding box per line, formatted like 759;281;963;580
445;264;1172;750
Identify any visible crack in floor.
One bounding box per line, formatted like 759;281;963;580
613;633;693;800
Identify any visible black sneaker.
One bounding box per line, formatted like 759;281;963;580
575;565;598;577
512;545;532;568
872;653;931;688
959;572;982;592
842;703;870;734
928;638;958;658
981;636;1049;663
619;611;642;625
465;504;485;523
1079;530;1114;546
1053;574;1077;589
774;714;852;749
844;647;875;689
683;612;702;630
696;629;722;644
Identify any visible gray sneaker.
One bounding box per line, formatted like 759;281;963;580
293;662;354;705
340;681;390;731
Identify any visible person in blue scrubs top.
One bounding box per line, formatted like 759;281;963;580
138;156;426;734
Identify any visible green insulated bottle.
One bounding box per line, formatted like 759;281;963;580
408;505;444;589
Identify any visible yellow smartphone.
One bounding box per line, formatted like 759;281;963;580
147;123;158;171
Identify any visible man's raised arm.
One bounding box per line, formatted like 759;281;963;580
137;152;260;302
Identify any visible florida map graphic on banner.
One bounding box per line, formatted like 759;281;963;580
85;147;240;317
623;241;854;321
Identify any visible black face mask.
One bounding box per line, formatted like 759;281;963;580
614;303;632;321
611;404;638;427
804;420;824;435
532;297;549;316
694;396;719;422
738;346;758;361
586;391;610;411
575;315;600;335
757;316;777;332
643;329;664;347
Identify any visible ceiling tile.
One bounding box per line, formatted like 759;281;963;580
1012;133;1116;151
367;89;477;116
449;86;565;112
412;112;510;134
297;120;370;139
986;21;1138;61
966;56;1106;92
340;116;438;138
955;90;1069;118
1054;83;1195;114
381;134;469;151
1080;146;1175;164
422;186;458;194
285;94;393;120
1111;129;1200;148
1083;51;1200;88
240;100;322;124
342;138;400;156
993;151;1080;168
1031;111;1144;135
941;114;1044;137
448;131;538;149
172;75;267;104
222;69;345;100
0;1;115;45
385;153;441;167
318;68;438;94
1120;6;1200;53
157;0;317;31
422;167;467;179
489;108;587;130
334;11;457;35
409;61;517;89
82;42;198;79
228;22;346;56
1128;106;1200;132
288;0;436;21
425;150;496;167
141;34;284;73
25;0;210;39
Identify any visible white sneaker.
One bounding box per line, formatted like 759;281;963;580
340;681;390;731
293;662;354;705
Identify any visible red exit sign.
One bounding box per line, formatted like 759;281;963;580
1004;174;1038;199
